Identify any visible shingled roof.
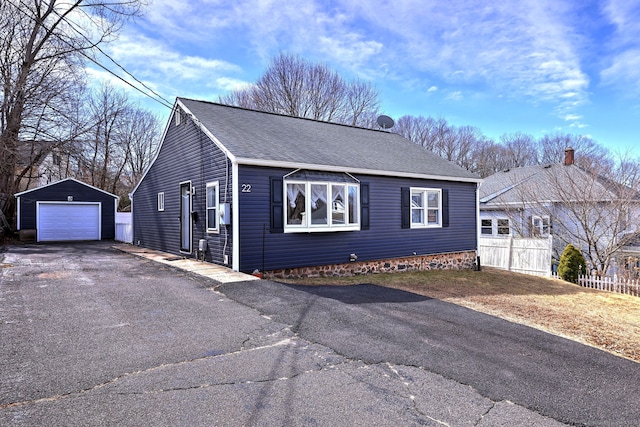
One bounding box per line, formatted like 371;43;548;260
479;163;621;206
178;98;480;182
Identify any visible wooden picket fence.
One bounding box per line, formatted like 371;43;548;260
577;275;640;297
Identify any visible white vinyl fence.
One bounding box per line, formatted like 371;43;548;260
115;212;133;243
479;236;553;276
578;275;640;297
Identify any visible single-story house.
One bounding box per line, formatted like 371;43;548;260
14;178;118;242
131;98;481;277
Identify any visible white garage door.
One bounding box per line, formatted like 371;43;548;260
37;202;101;242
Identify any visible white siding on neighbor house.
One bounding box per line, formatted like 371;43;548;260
479;235;553;276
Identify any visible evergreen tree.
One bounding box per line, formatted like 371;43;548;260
558;244;587;284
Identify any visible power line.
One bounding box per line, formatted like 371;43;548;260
51;7;175;109
5;0;174;110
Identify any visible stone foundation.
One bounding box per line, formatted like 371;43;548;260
265;250;477;280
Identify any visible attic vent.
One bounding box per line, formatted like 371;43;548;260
544;164;552;169
174;109;184;126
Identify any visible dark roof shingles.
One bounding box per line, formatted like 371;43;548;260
179;98;479;180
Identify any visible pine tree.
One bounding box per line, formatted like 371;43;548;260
558;244;587;284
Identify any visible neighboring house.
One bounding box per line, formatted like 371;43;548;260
131;98;481;277
479;148;640;271
14;140;55;192
15;141;82;192
14;178;118;242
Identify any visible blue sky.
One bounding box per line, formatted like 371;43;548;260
91;0;640;156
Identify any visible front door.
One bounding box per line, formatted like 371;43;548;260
180;182;192;253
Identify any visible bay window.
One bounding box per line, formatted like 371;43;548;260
285;180;360;232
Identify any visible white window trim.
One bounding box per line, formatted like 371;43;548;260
206;181;219;233
284;180;360;233
532;215;550;237
496;218;511;236
157;192;164;211
480;218;511;236
410;187;442;229
480;218;493;235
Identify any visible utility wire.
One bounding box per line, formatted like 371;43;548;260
6;0;174;110
50;6;175;109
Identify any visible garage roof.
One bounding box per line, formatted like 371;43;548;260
15;178;118;198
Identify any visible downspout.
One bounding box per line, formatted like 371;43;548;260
129;193;135;244
16;196;20;230
476;182;481;270
232;161;240;271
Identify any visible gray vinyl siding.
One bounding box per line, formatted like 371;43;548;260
17;180;116;239
237;165;478;273
132;113;233;265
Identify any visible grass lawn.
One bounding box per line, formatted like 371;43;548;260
282;268;640;363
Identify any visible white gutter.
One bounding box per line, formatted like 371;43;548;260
476;182;481;262
234;157;482;184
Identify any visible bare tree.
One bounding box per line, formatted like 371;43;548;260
395;115;440;151
220;53;380;126
396;115;496;174
468;138;508;178
500;132;538;167
538;133;611;169
343;80;380;127
494;152;640;274
85;84;130;190
0;0;143;222
78;84;160;204
123;108;160;189
450;125;483;171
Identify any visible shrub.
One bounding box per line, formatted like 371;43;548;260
558;244;587;284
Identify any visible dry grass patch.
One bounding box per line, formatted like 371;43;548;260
282;268;640;363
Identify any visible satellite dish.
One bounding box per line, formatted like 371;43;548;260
377;115;395;129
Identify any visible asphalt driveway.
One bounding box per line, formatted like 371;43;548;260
1;242;637;426
220;281;640;426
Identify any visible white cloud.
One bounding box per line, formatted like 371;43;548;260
109;34;239;78
85;68;129;89
600;1;640;95
214;77;252;91
446;91;463;101
564;114;583;121
600;49;640;94
336;0;590;114
104;0;601;122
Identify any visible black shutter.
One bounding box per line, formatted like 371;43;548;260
401;187;411;229
270;177;283;233
442;189;449;228
360;183;369;230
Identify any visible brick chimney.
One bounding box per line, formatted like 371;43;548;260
564;147;575;166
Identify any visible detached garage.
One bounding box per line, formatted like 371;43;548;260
15;178;118;242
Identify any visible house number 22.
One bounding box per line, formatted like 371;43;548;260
242;184;252;193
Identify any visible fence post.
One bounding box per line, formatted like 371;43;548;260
507;236;513;272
